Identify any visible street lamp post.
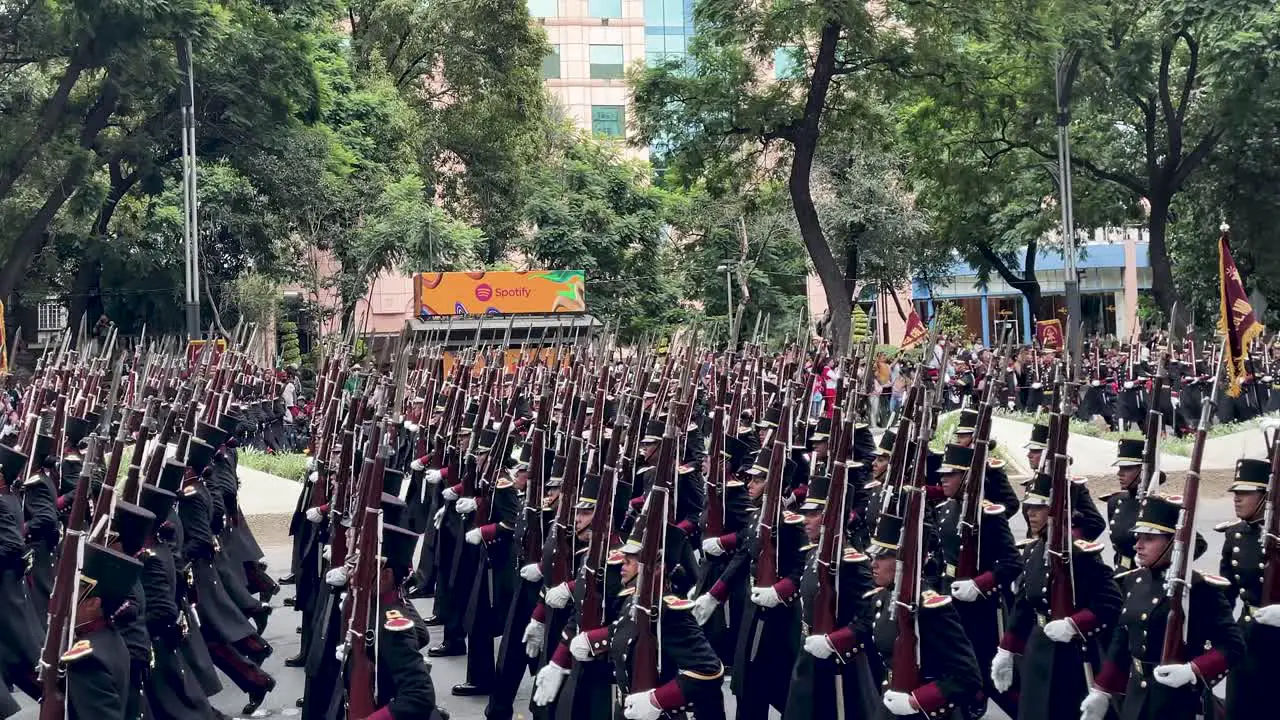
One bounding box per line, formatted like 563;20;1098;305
1055;51;1083;377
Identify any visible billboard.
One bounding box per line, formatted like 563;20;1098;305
414;270;586;317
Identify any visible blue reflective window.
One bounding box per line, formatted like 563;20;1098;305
590;44;625;79
590;0;622;18
592;105;625;137
528;0;557;17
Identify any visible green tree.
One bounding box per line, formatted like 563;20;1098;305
280;319;302;366
521;128;685;341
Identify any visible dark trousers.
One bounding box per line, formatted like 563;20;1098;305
484;579;540;719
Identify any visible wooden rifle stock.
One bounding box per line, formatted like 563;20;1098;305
890;393;933;693
549;432;585;587
38;435;102;720
753;404;791;588
521;384;554;564
580;400;627;632
704;369;729;537
1161;346;1224;663
813;418;853;636
629;485;669;693
345;418;392;719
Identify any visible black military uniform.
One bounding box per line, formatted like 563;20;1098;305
0;444;42;701
1088;494;1244;720
1216;458;1278;719
1100;438;1146;573
112;500;159;720
694;430;755;665
361;522;445;720
1021;423;1107;541
932;443;1023;716
485;449;555;720
137;483;219;720
64;543;144;720
177;442;275;715
715;445;808;720
22;433;61;622
784;469;880;719
866;513;984;720
610;509;725;720
998;472;1122;720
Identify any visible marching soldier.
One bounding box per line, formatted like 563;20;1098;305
933;442;1023;715
1100;438;1147;573
866;513;984;719
177;443;276;716
22;433;61;622
609;497;726;720
784;468;880;719
0;443;41;701
948;408;1020;518
1215;457;1278;718
136;483;222;720
1022;422;1107;541
1080;494;1244;720
354;522;446;720
63;543;144;720
992;472;1122;720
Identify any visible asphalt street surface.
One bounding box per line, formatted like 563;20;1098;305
13;494;1238;720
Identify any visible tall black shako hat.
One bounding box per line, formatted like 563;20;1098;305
955;408;979;434
81;543;143;606
138;484;178;528
159;458;187;493
113;502;156;556
939;443;974;473
875;429;896;457
383;523;419;576
0;444;27;483
868;512;904;557
1025;423;1050;450
186;438;216;475
1230;458;1269;493
1113;438;1144;467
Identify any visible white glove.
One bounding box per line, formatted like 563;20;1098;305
991;647;1015;692
750;585;781;608
520;563;543;582
546;582;572;608
523;619;545;658
305;507;323;523
701;537;724;556
307;457;316;471
307;471;319;483
692;594;719;625
1080;688;1110;720
950;579;982;602
455;497;477;514
532;662;568;706
569;632;594;661
426;469;443;484
465;528;483;545
442;486;459;501
325;567;348;587
622;691;662;720
334;644;347;663
1253;604;1280;627
1154;663;1197;688
882;689;916;716
322;544;331;561
803;634;836;659
1043;618;1077;643
432;507;445;529
403;421;420;433
411;459;425;472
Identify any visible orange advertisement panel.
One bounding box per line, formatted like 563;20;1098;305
414;271;586;317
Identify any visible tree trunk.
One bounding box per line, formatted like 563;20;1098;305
0;47;90;203
0;79;119;301
789;22;851;354
1145;194;1182;325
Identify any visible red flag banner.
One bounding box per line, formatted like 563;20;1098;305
1218;227;1264;397
1036;319;1064;350
900;309;926;349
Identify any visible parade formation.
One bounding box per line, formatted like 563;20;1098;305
0;298;1274;720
